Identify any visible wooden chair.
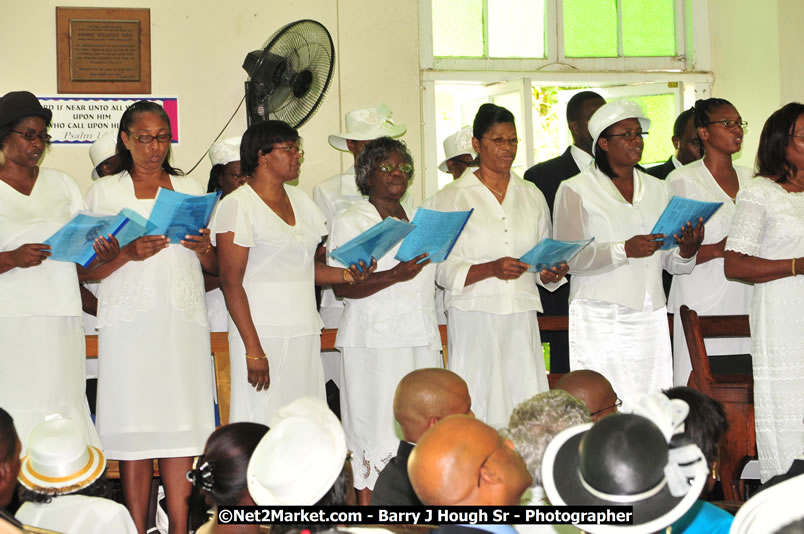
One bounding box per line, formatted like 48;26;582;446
679;304;755;501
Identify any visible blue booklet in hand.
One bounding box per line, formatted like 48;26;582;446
650;196;723;250
395;208;473;263
115;208;157;247
148;188;221;243
329;217;415;268
44;211;131;268
519;238;594;273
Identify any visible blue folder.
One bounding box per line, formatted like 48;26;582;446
519;238;594;272
43;212;131;268
329;217;415;268
147;188;221;243
650;196;723;250
395;208;473;263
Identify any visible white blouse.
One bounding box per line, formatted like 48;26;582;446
327;199;440;349
0;168;85;318
553;165;695;311
429;169;563;315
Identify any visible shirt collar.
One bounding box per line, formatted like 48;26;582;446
570;144;594;171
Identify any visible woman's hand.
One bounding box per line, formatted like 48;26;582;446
540;262;569;284
390;253;431;283
343;258;378;285
125;235;169;261
676;218;705;259
181;228;213;256
9;243;51;268
490;256;530;280
625;234;665;258
93;234;120;263
246;354;270;392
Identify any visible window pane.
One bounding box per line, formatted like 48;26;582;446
433;0;484;57
492;92;527;174
488;0;545;58
622;0;676;56
619;93;675;165
563;0;617;58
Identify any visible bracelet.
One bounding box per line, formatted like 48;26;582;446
343;268;356;286
245;353;266;361
793;257;797;277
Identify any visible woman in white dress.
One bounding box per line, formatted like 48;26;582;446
667;98;754;385
0;91;100;452
724;102;804;482
429;104;568;429
553;100;704;408
327;137;442;502
213;120;371;429
84;101;216;534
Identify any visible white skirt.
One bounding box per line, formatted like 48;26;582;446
569;298;672;410
339;345;442;490
0;316;99;454
447;309;548;429
228;333;326;426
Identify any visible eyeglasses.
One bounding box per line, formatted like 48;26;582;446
378;162;413;175
590;396;624;417
605;131;649;140
11;130;52;143
273;144;304;157
129;133;172;144
706;119;747;130
484;136;520;147
477;439;505;488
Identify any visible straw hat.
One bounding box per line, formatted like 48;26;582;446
438;126;476;173
209;136;242;166
589;100;651;155
18;414;106;494
89;132;118;180
328;104;406;151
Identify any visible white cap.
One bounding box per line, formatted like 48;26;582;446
328;104;406;151
89;132;118;180
438;126;476;173
209;136;242;166
589;100;651;155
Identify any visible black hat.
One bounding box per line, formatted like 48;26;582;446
541;414;708;534
0;91;52;129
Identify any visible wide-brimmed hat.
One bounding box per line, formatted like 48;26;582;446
0;91;52;129
730;470;804;533
247;397;347;505
438;126;476;173
89;132;118;180
589;100;651;155
209;136;242;167
18;414;106;494
541;410;707;533
328;104;406;151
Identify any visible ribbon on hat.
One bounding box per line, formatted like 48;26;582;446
632;392;689;442
455;126;474;154
352;106;396;131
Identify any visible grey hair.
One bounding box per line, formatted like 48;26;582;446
505;390;591;487
354;136;414;196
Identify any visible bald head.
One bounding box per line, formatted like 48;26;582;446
554;370;618;421
408;415;531;506
393;368;472;443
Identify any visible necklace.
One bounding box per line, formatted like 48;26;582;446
478;174;507;198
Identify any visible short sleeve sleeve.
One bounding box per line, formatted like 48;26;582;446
725;184;766;256
210;193;255;248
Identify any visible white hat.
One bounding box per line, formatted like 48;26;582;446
209;136;242;167
438;126;476;173
18;414;106;494
89;132;118;180
730;471;804;534
589;100;651;155
247;397;347;505
328;104;406;151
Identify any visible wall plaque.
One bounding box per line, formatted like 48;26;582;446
57;7;151;94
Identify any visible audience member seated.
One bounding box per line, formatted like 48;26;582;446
0;409;23;532
187;422;269;534
14;414;136;534
371;369;472;506
541;394;709;533
408;415;532;506
663;387;732;533
506;390;590;506
731;473;804;534
553;370;619;421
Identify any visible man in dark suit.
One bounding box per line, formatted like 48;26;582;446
523;91;605;373
370;369;472;506
646;107;702;180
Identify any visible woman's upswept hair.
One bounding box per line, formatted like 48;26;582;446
116;100;183;176
755;102;804;182
354;137;414;196
693;98;734;129
239;120;299;176
473;103;515;140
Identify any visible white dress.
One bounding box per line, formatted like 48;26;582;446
666;161;754;385
327;199;442;489
0;168;100;453
430;169;564;429
211;183;327;426
85;172;215;460
553;166;696;408
725;177;804;482
16;495;137;534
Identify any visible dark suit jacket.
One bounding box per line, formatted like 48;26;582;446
523;147;581;215
370;440;421;506
646;157;676;180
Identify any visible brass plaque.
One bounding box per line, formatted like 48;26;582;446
69;20;141;82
